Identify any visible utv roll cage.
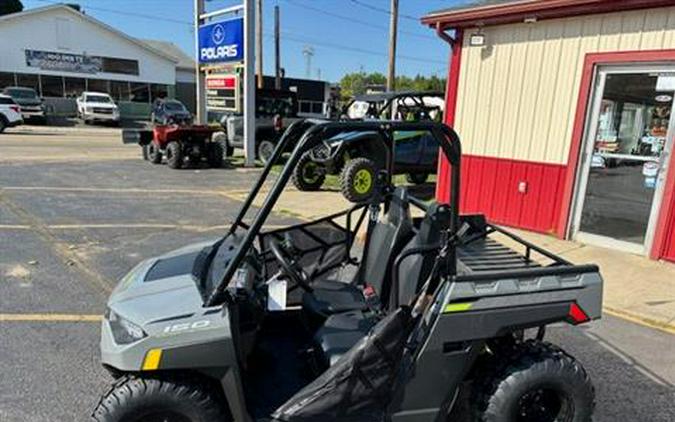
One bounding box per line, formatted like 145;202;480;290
203;119;599;308
203;119;461;306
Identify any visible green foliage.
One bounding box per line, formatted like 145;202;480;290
0;0;23;16
339;71;446;99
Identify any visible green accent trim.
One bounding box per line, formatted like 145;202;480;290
443;302;473;313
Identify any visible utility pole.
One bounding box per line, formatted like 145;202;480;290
387;0;398;92
194;0;206;123
256;0;263;89
274;5;281;90
303;45;314;79
244;0;256;166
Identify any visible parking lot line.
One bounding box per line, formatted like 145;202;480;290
0;313;102;322
1;186;252;196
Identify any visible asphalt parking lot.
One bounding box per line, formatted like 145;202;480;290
0;126;674;421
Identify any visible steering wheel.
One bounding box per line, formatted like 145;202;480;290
269;238;313;292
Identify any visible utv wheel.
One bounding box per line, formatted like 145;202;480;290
91;374;229;422
473;340;594;422
147;143;162;164
292;153;326;191
340;157;377;203
166;141;183;169
257;140;276;164
406;173;429;185
208;142;224;168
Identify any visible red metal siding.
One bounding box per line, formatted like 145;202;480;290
459;156;567;234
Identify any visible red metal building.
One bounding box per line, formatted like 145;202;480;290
424;0;675;262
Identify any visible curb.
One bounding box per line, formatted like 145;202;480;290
10;125;123;135
604;306;675;336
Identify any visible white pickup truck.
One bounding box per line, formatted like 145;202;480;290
76;91;120;125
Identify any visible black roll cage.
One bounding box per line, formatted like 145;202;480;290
204;119;462;306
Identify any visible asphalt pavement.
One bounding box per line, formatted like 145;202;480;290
0;127;673;421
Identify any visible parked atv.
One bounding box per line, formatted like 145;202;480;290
123;124;223;169
293;129;438;202
93;120;603;422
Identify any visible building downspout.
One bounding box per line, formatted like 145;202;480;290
434;23;464;204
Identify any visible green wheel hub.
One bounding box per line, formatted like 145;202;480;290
353;168;373;194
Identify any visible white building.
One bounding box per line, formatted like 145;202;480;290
0;4;195;118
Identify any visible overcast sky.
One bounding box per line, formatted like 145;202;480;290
22;0;470;82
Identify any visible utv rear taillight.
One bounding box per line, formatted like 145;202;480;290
567;303;590;325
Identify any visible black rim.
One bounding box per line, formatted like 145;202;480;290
132;410;191;422
514;386;573;422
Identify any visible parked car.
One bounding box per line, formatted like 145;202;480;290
2;86;46;123
218;88;302;163
76;91;120;125
0;94;23;133
151;98;192;126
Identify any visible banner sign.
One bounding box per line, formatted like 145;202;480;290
25;50;102;74
198;18;244;64
206;74;239;111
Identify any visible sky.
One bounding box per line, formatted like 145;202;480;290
21;0;470;82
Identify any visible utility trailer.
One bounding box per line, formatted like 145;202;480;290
122;125;223;169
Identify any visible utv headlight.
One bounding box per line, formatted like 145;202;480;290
105;308;146;344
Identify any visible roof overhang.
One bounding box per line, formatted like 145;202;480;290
423;0;675;30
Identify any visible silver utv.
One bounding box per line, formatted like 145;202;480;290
93;120;603;422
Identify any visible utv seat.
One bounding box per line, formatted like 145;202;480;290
314;204;445;366
302;188;413;319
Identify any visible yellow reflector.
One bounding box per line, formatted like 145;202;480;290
142;349;162;371
443;303;473;313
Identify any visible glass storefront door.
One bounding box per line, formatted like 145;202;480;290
573;66;675;254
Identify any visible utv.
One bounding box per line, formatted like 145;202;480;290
93;120;603;422
294;91;445;202
123;124;223;170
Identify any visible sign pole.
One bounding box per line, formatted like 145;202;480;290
244;0;256;167
194;0;206;124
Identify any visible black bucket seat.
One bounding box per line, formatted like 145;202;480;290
302;188;413;320
314;204;446;366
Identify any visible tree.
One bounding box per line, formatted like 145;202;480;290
340;71;446;99
0;0;23;16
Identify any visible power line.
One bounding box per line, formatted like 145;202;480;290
349;0;419;21
264;32;446;65
34;0;193;27
282;0;435;41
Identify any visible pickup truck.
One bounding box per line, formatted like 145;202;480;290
217;89;301;163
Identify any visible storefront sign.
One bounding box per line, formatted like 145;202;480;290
25;50;102;74
198;18;244;64
205;74;239;111
656;74;675;91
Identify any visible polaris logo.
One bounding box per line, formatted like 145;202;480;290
200;45;239;61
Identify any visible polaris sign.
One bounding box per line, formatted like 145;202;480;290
198;18;244;64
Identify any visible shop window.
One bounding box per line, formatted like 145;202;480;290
110;81;130;101
0;72;15;89
64;77;86;98
15;73;39;91
151;84;169;101
130;83;150;103
87;79;109;94
102;57;139;75
41;75;64;97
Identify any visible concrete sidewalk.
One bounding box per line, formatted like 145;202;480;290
260;189;675;335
